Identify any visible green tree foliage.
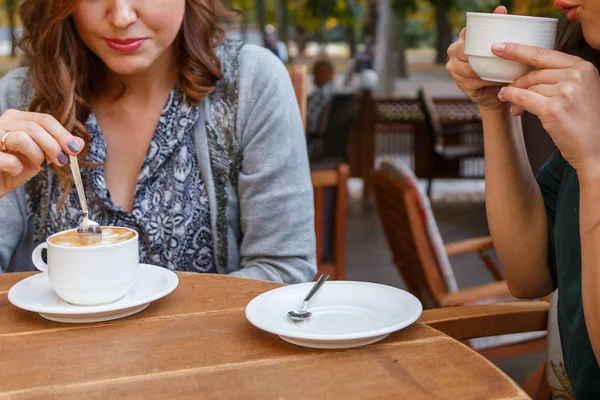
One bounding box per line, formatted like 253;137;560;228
290;0;359;30
513;0;561;16
391;0;418;16
423;0;514;63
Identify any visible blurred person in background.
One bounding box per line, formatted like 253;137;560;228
264;24;288;62
306;59;335;158
307;60;335;132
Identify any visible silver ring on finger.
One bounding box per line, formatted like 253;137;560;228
0;131;11;152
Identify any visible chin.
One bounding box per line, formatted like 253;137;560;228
581;24;600;50
102;58;155;76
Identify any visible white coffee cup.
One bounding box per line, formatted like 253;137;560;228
31;227;139;306
465;12;559;83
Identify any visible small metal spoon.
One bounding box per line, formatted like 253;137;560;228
287;274;329;321
69;155;102;244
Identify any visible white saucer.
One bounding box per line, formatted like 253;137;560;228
8;264;179;323
245;281;423;349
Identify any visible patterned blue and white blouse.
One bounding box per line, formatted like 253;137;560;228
45;88;215;273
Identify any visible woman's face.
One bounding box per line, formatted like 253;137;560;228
72;0;186;76
556;0;600;49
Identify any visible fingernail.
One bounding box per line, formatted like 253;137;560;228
499;87;507;95
57;152;68;166
492;43;506;52
40;160;47;169
68;140;81;153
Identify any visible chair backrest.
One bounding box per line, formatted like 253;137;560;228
310;162;349;280
371;158;459;308
417;87;443;148
289;64;307;129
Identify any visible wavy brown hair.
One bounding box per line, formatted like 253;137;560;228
19;0;230;200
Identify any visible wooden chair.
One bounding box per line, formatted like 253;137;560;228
310;162;349;280
289;64;307;129
418;87;484;197
370;158;547;394
420;301;553;399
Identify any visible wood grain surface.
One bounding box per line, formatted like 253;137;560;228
0;273;529;399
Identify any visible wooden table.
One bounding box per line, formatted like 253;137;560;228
0;273;529;399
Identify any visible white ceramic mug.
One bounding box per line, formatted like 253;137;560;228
465;12;558;83
31;228;139;306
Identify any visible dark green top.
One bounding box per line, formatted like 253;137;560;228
537;152;600;399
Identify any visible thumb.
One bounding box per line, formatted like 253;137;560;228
494;5;508;14
511;105;526;117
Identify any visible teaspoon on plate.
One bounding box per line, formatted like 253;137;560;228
287;274;329;321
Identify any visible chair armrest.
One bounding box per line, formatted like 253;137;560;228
444;236;493;256
419;301;549;340
440;281;511;307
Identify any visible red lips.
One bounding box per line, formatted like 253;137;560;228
553;0;579;21
105;38;146;52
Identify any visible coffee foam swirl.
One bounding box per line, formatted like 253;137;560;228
49;227;136;247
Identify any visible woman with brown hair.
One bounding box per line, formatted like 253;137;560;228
447;3;600;398
0;0;316;284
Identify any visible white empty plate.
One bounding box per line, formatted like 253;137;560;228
8;264;178;323
245;281;423;349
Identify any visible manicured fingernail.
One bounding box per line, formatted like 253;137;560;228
499;87;507;95
492;43;506;52
68;140;81;153
57;152;68;166
40;160;47;169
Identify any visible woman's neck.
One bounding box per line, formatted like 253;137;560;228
99;46;178;105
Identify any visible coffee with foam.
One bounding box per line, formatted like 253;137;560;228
33;226;139;305
48;227;136;247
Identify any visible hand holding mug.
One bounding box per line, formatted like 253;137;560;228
495;43;600;176
446;6;509;111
